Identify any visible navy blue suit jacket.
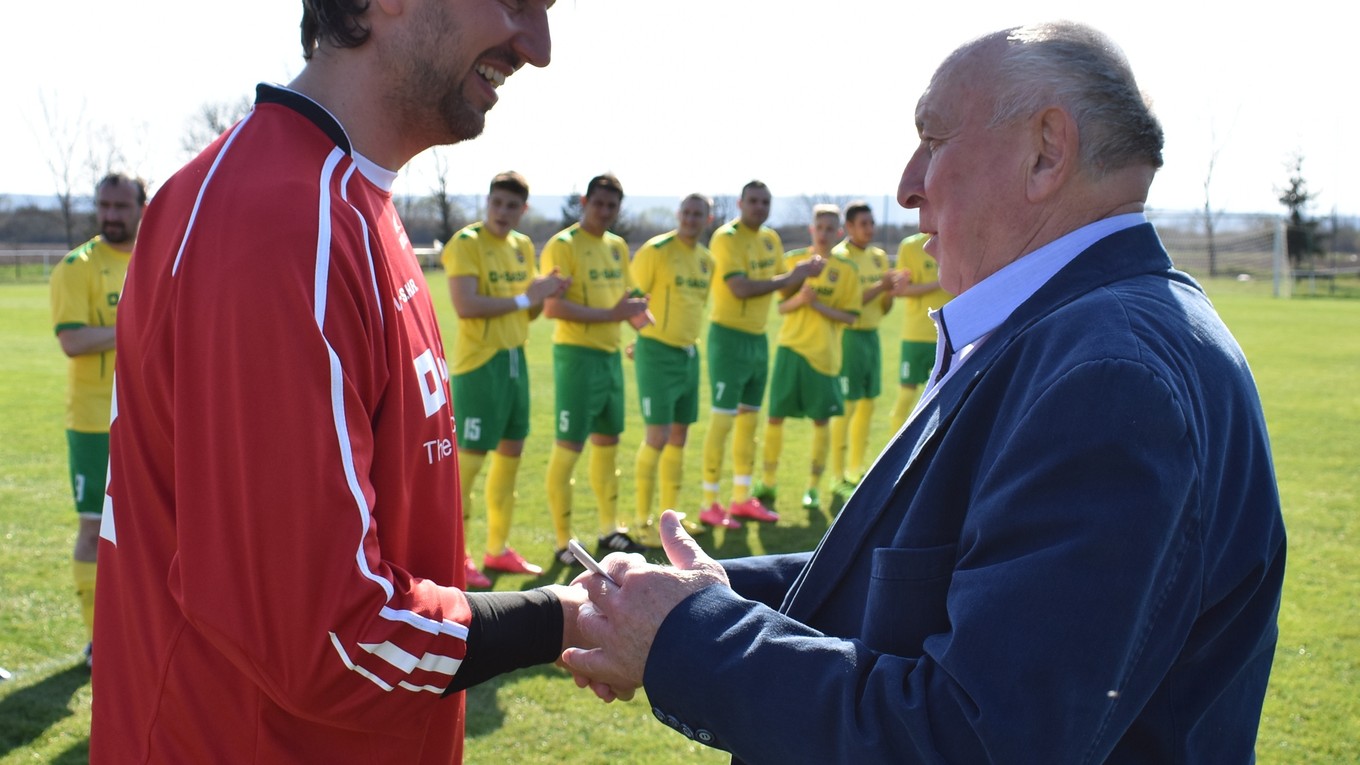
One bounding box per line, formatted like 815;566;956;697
645;224;1286;763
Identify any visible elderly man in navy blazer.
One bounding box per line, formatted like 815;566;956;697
562;20;1286;764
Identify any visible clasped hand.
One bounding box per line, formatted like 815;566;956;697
558;510;729;702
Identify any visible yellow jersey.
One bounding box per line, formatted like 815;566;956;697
897;233;953;342
540;223;634;352
50;236;130;432
630;231;714;348
708;219;785;335
775;250;861;376
834;239;892;331
441;222;538;375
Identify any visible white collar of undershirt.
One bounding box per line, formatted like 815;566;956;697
906;212;1147;422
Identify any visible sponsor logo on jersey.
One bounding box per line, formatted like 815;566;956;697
488;269;529;284
675;275;709;289
394;277;420;311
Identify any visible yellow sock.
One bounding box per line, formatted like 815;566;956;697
891;385;920;432
732;410;759;501
810;422;830;494
546;445;580;548
485;453;520;555
458;451;486;521
659;444;685;513
589;443;619;535
762;420;783;487
828;408;849;484
635;443;661;525
73;559;97;643
702;412;735;507
848;397;875;480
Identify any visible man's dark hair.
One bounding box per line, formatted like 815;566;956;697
740;180;769;200
585;174;624;201
301;0;372;61
97;173;148;207
489;171;530;202
844;201;873;224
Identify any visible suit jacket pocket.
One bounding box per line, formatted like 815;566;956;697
860;543;956;656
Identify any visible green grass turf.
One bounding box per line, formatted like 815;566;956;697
1;271;1356;763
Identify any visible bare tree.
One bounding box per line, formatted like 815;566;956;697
181;97;253;156
427;148;466;244
1202;146;1222;277
37;91;89;248
706;194;736;239
85;124;129;185
1201;112;1238;278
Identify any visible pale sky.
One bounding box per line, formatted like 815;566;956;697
5;1;1355;223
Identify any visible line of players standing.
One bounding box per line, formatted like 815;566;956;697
442;172;954;586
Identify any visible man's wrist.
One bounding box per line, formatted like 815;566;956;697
514;293;531;310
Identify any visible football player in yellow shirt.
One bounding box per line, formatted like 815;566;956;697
829;202;901;506
541;174;651;563
442;172;567;584
889;232;954;430
702;181;825;527
50;173;146;666
761;205;860;512
628;194;715;546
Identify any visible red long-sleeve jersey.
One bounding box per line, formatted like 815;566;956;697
93;85;472;763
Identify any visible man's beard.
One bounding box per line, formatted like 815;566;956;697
400;1;487;146
102;222;130;244
431;81;485;144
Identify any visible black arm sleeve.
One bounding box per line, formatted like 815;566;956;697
444;588;563;694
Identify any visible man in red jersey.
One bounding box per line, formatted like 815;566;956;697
92;2;583;763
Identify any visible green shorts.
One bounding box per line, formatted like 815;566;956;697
707;322;768;412
768;346;844;420
839;328;882;401
452;347;531;450
900;340;937;386
635;336;700;426
553;344;625;442
66;429;109;518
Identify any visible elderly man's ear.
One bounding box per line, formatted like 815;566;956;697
1027;107;1079;202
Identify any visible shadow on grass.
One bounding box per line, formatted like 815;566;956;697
0;664;89;757
704;498;833;562
464;663;564;739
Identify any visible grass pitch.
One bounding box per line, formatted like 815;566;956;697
1;272;1356;763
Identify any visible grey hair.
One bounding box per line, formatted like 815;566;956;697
988;21;1164;175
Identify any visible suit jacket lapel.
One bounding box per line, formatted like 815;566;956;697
781;359;985;620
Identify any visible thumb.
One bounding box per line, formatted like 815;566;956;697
659;509;712;571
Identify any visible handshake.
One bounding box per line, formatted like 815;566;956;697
546;510;728;702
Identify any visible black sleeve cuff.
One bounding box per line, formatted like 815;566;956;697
444;588;563;694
